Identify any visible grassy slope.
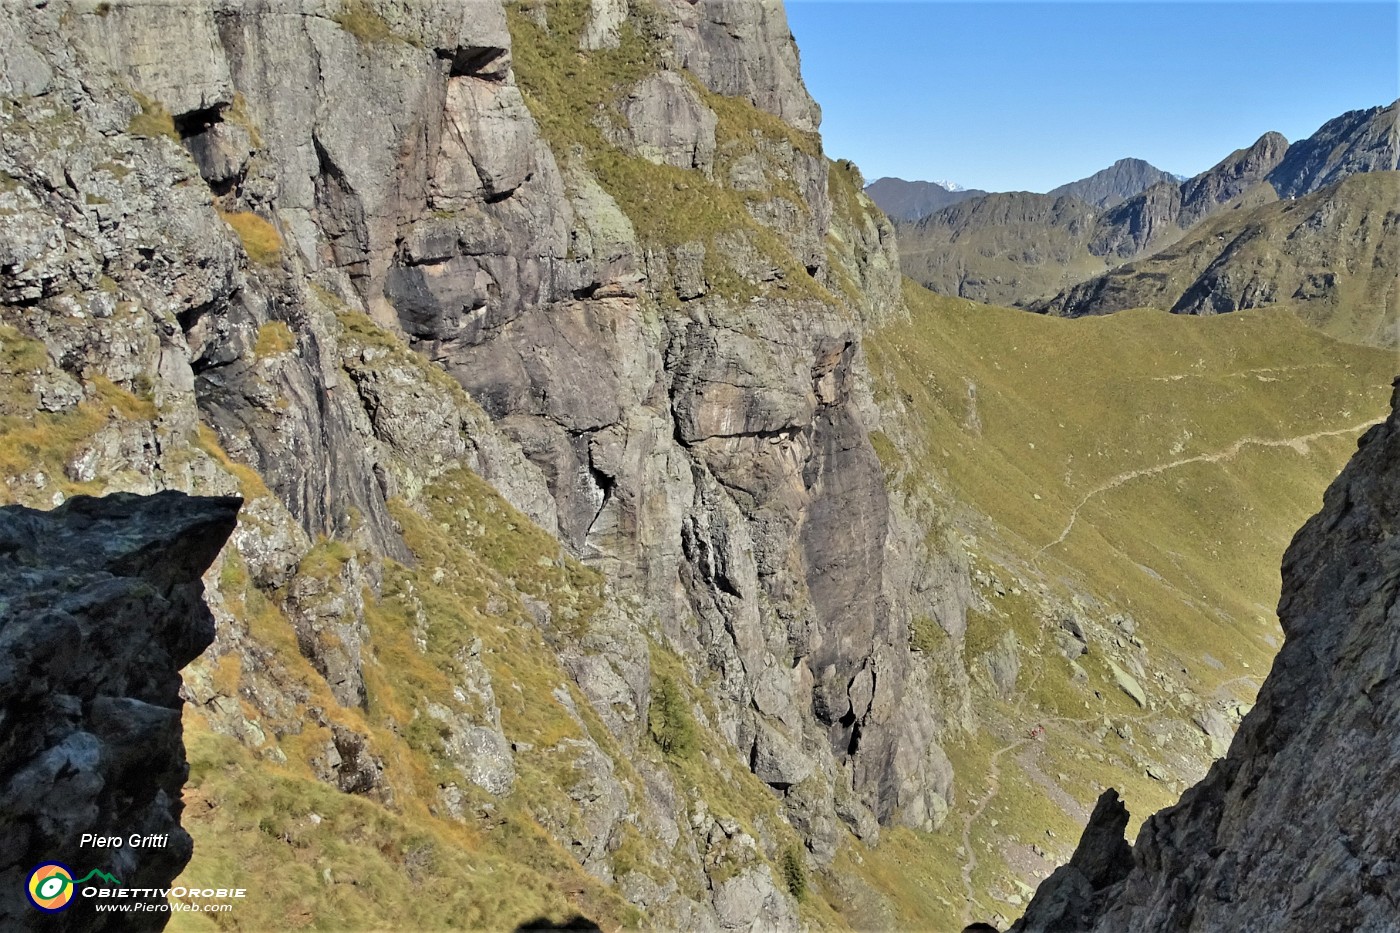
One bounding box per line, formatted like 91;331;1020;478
860;280;1397;927
897;192;1108;308
168;463;644;932
0;325;629;929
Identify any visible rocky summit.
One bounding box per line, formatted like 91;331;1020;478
900;101;1398;310
0;492;240;932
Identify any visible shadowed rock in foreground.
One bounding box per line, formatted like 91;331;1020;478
1013;379;1400;931
0;492;240;931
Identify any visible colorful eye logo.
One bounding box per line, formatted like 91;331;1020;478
27;863;75;912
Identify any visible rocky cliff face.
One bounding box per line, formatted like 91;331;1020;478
0;492;239;932
1046;157;1178;209
1034;171;1400;345
1267;100;1399;199
0;0;966;925
1012;377;1400;932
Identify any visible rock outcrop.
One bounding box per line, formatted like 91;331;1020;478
1012;378;1400;932
0;492;239;932
1267;100;1399;198
0;0;966;926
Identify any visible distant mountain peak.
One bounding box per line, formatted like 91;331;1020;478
1047;158;1179;209
864;176;989;222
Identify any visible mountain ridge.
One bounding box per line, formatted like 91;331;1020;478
1267;100;1400;198
866;155;1175;225
896;101;1397;309
864;176;988;221
1047;157;1179;208
1037;170;1400;346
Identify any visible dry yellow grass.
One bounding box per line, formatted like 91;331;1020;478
217;210;283;266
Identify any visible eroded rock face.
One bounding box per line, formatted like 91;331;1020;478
663;0;821;133
1;0;966;923
1013;379;1400;932
1267;100;1399;198
0;492;239;932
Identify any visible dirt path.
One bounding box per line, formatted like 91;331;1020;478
956;583;1190;926
958;736;1027;927
1041;418;1381;553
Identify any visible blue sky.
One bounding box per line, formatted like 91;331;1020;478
786;1;1400;192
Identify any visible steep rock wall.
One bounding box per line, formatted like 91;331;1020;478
0;0;970;924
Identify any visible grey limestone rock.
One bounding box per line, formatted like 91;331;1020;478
1191;707;1233;758
581;0;629;51
663;0;821;133
1106;658;1147;708
983;630;1020;698
615;71;718;174
711;865;800;933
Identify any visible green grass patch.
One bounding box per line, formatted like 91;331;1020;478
192;423;272;500
225;92;264;148
909;614;947;655
174;728;635;932
647;673;697;759
827;827;968;932
297;536;354;580
218;210;283;266
332;0;395;44
781;845;807;900
506;0;837;304
0;329;170;504
331;304;467;399
253;321;295;358
870;282;1394;679
128;91;178;140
